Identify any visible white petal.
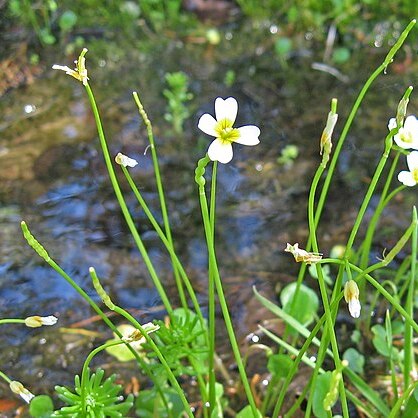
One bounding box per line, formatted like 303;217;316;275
215;97;238;123
348;299;361;318
52;64;72;72
41;315;58;325
236;125;261;145
407;151;418;170
207;139;233;164
398;171;417;186
388;118;397;131
404;115;418;136
115;153;138;168
198;113;218;136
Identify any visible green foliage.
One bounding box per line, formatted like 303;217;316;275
236;404;263;417
267;353;293;379
135;387;184;418
371;321;403;359
277;144;299;166
343;348;365;374
29;395;54;418
52;368;133;417
312;372;332;418
163;71;193;135
144;308;208;378
280;282;319;330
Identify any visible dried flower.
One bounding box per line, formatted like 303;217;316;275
9;381;35;404
115;152;138;168
344;280;361;318
198;97;260;164
24;315;58;328
52;48;89;86
284;243;322;264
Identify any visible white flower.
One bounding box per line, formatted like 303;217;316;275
344;280;361;318
24;315;58;328
398;151;418;186
115;152;138;168
9;381;35;404
388;115;418;149
198;97;260;164
52;48;89;85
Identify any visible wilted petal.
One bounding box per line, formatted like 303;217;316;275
215;97;238;124
348;299;361;318
236;125;261;145
115;152;138;168
208;139;233;164
198;113;218;137
9;381;35;404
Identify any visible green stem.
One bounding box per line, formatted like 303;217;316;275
89;267;188;415
0;370;12;384
312;19;416;249
20;222;147;368
403;207;417;389
120;166;207;344
305;114;349;416
80;340;124;412
359;152;401;269
132;92;187;310
0;319;26;325
207;161;218;416
84;83;173;316
195;157;259;416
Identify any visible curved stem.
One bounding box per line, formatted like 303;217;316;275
84;83;173;316
132;92;187;309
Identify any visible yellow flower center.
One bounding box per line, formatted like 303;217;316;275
412;168;418;183
215;118;240;143
399;128;413;143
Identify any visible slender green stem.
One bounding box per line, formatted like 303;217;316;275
21;222;148;369
84;83;173;316
0;370;12;384
80;340;124;412
0;319;26;325
89;267;186;415
132;92;187;310
403;207;417;389
120;166;207;344
207;161;218;416
195;157;259;416
359;152;401;269
109;306;194;417
306;120;349;416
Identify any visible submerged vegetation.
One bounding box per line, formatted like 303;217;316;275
1;2;418;418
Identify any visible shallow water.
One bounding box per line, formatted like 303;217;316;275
0;21;417;413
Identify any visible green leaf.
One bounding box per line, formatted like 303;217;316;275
59;10;77;32
343;348;365;374
274;37;292;57
312;372;332;418
332;47;351;64
135;388;184;418
267;354;293;378
236;405;262;418
280;282;319;331
29;395;54;417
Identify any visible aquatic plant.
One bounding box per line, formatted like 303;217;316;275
1;18;418;418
